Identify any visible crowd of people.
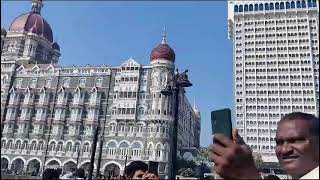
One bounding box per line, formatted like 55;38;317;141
1;168;39;176
39;161;159;180
2;112;319;179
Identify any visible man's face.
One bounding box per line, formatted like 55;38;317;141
275;119;319;178
132;169;146;179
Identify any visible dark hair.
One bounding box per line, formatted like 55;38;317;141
75;168;85;178
280;112;319;137
42;169;60;180
264;174;280;180
124;161;148;178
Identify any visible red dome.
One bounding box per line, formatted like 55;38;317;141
150;43;175;61
9;12;53;42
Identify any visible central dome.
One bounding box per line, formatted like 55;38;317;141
9;12;53;42
150;32;175;62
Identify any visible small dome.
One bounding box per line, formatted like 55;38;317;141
150;31;175;61
150;43;175;61
9;12;53;42
1;27;7;36
52;42;60;51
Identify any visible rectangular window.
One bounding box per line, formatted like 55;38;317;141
79;78;86;87
45;79;52;88
30;78;37;88
16;79;23;88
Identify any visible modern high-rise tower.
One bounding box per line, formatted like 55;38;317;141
228;0;319;162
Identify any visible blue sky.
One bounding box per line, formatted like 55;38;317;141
1;1;234;147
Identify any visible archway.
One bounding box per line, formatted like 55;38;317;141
1;158;9;170
11;158;24;172
80;162;90;174
63;161;77;174
26;159;40;176
104;163;120;177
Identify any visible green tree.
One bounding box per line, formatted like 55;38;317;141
178;168;196;177
193;147;212;179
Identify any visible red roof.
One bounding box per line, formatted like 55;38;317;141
9;12;53;42
150;43;175;61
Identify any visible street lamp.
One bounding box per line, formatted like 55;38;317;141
161;69;192;180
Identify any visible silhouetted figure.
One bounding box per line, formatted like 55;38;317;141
42;169;60;180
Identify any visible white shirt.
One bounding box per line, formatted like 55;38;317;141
300;166;319;179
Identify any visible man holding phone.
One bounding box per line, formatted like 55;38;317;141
208;112;319;179
124;161;159;180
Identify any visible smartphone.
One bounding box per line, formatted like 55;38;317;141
148;161;158;175
211;108;232;143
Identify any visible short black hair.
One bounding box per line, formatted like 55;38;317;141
75;168;85;178
124;161;148;178
280;112;319;137
42;169;60;180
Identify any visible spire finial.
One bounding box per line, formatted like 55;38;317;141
161;26;166;44
31;0;43;14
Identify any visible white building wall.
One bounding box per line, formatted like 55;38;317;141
229;0;319;162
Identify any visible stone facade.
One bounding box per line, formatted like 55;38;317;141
0;1;201;177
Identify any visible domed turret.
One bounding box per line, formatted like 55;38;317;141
150;31;175;61
8;0;53;42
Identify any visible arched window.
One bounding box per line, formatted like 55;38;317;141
132;142;142;157
83;142;90;153
38;141;44;151
244;4;249;11
280;2;285;9
30;141;37;151
74;142;80;153
286;1;290;8
7;140;13;149
270;3;274;10
297;0;301;8
1;140;7;149
275;2;280;9
265;3;269;10
239;5;243;12
302;0;306;7
291;1;295;8
312;0;317;7
107;141;117;155
56;142;63;152
234;5;239;12
119;142;129;156
49;142;56;151
66;142;73;152
249;4;253;11
259;3;263;10
156;144;162;159
22;141;28;150
255;4;259;11
307;0;312;7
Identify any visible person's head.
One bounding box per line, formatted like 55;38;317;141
42;169;60;180
124;161;148;179
275;112;319;178
75;168;85;178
